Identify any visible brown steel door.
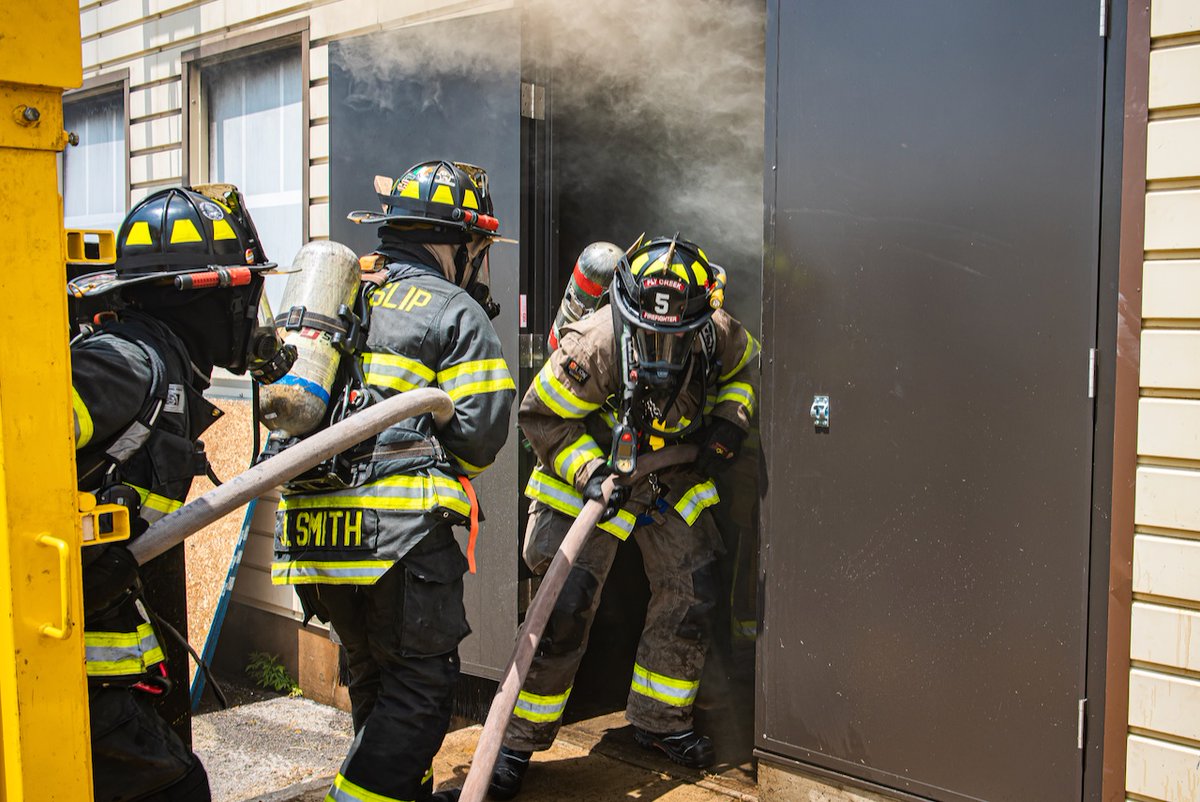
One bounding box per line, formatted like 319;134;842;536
759;2;1104;800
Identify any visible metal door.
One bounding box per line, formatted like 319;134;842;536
759;2;1104;800
329;10;522;678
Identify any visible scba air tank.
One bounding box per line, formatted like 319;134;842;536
258;240;361;437
548;241;624;351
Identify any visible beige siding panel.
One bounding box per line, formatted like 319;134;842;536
1130;602;1200;672
94;26;146;66
95;0;147;33
1136;465;1200;531
310;163;329;199
1149;45;1200;110
1146;118;1200;182
82;41;99;71
128;50;184;88
144;9;203;51
309;0;383;39
130;149;183;184
1134;533;1200;601
1141;330;1200;390
311;83;329;122
81;8;99;38
310;44;329;83
203;0;310;32
310;122;330;160
129;80;182;118
1126;735;1200;802
1144;261;1200;320
1152;0;1200;38
1145;190;1200;252
130;114;183;152
1129;668;1200;742
310;202;330;238
1138;398;1200;461
231;565;301;617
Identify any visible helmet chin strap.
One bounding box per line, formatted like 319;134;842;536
456;242;500;320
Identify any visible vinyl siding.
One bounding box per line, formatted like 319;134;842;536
1129;5;1200;800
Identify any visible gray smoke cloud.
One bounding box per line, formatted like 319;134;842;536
332;0;765;323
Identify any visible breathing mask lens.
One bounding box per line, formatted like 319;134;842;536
245;288;297;383
633;328;694;387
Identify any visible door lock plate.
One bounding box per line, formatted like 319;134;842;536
811;395;830;431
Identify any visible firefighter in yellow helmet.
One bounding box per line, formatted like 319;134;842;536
272;160;515;802
490;236;760;798
69;185;291;802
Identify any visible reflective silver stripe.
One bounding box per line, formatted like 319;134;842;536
525;469;635;539
326;771;407;802
532;366;599;418
362;352;434;392
674;480;720;526
513;687;572;723
106;419;153;464
85;623;165;676
271;560;393;586
630;663;700;707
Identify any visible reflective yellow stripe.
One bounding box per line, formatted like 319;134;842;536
445;377;516;402
363;351;434;393
674;480;720;526
325;771;408;802
552;434;604;485
525;468;636;539
448;451;490;478
281;474;470;518
127;484;183;522
437;358;509;383
630;663;700;707
272;559;395;586
514;687;572;723
85;622;164;677
532;364;600;419
715;382;756;415
72;388;94;448
719;334;760;382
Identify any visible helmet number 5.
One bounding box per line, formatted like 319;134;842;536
654;293;670;315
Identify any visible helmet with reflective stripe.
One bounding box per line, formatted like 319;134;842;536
364;160;500;242
611;235;726;389
70;185;274;297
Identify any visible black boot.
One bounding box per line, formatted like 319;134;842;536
487;746;532;800
632;727;715;769
431;790;461;802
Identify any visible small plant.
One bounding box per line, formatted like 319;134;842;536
245;651;303;697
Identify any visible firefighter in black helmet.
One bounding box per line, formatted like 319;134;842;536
489;236;760;799
69;185;292;802
272;160;515;802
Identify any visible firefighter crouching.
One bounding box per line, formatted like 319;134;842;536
489;236;760;799
69;186;292;802
271;160;515;802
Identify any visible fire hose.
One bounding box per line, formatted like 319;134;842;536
460;444;699;802
129;387;455;565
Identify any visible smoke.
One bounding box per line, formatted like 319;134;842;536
331;0;765;323
533;0;766;298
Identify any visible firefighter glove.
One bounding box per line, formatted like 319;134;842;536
583;464;630;523
696;418;746;477
82;544;142;618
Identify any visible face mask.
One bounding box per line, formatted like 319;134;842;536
226;279;295;381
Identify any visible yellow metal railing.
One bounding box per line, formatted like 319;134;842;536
0;3;90;800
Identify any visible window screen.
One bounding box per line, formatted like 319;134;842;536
63;91;126;234
205;47;303;309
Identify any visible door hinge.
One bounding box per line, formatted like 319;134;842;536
1077;698;1087;749
1099;0;1109;37
520;82;546;120
1088;348;1098;399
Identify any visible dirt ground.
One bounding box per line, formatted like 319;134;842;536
195;697;755;802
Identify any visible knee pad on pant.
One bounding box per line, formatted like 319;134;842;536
676;560;719;642
539;567;599;656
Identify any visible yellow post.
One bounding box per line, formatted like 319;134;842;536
0;4;90;801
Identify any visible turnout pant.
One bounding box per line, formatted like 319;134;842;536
89;686;210;802
504;505;722;752
296;526;470;802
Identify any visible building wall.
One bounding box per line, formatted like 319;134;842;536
1126;2;1200;800
76;0;512;620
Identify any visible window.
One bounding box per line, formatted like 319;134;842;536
203;47;303;310
62;91;126;234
